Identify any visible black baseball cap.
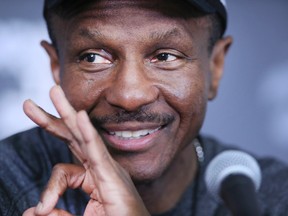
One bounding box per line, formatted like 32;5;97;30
187;0;227;31
44;0;227;34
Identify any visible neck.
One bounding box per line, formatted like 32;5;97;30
135;141;198;215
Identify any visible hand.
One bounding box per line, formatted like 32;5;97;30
22;85;150;216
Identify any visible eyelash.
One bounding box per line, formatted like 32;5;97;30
78;52;178;62
76;49;192;72
78;53;111;64
151;53;178;63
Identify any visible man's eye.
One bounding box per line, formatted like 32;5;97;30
79;53;111;64
77;51;113;72
151;53;177;63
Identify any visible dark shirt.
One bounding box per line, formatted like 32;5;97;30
1;127;288;215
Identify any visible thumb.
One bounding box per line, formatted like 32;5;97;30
35;164;86;215
23;207;73;216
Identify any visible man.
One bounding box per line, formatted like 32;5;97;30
0;0;288;215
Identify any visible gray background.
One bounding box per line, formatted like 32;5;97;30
1;1;288;162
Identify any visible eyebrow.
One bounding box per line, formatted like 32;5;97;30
79;28;105;40
149;28;182;41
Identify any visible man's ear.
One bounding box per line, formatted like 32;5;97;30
41;40;61;85
208;36;233;100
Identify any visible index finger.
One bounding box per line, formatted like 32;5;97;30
76;110;113;170
23;99;71;142
23;99;84;163
49;85;84;144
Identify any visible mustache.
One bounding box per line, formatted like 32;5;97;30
90;109;175;126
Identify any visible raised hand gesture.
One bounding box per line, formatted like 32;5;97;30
22;85;150;216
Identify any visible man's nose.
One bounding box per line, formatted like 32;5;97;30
105;61;159;111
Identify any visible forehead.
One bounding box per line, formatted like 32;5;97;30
52;0;210;48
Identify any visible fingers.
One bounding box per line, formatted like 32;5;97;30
34;164;86;215
83;199;105;216
76;111;133;192
23;99;71;142
49;86;84;143
76;111;151;214
23;99;84;163
49;85;89;162
76;110;111;168
22;207;36;216
24;90;149;216
76;110;126;183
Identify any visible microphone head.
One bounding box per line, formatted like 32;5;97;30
204;150;262;201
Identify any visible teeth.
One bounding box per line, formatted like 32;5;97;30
109;127;161;139
132;130;149;137
119;131;132;138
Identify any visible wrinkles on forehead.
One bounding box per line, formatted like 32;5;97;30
78;27;182;43
67;17;207;51
51;0;209;25
50;0;211;56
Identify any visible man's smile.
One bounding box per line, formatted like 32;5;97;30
108;126;162;139
100;122;168;152
89;109;175;151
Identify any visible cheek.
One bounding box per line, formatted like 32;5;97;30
160;65;209;119
158;65;209;143
59;67;105;111
178;77;207;138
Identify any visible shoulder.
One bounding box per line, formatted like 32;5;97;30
258;157;288;214
0;127;72;215
0;127;71;163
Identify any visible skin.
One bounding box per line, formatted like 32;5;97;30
23;0;232;215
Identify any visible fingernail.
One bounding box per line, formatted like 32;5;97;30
35;201;43;213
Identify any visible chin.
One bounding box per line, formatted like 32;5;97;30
130;167;165;184
112;151;173;184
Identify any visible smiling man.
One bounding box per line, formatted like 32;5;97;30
1;0;288;216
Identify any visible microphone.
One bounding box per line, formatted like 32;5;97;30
204;150;262;216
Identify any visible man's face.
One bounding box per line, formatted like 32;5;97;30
47;0;220;182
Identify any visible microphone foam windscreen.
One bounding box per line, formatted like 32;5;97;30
204;150;261;201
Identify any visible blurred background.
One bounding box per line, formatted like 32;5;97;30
0;1;288;162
